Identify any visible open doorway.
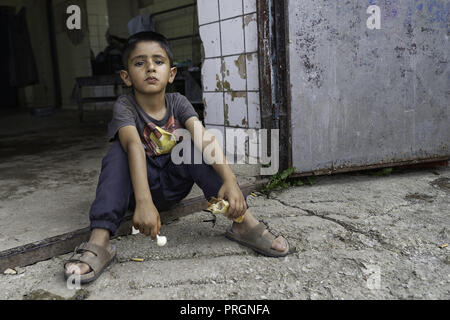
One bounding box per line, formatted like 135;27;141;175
0;6;18;109
0;5;41;110
0;0;261;271
0;0;205;255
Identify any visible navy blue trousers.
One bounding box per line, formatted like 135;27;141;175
89;140;247;236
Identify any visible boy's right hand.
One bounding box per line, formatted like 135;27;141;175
132;199;161;239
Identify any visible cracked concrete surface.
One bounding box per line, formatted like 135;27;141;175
1;165;448;300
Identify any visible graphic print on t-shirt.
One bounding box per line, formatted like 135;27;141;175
142;115;182;157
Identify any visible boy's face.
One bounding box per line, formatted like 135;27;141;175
120;41;177;95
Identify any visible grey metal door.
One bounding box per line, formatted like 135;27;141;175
287;0;449;174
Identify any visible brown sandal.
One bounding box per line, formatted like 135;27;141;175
63;242;116;284
225;220;290;257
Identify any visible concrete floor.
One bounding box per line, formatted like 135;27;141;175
0;109;110;251
0;162;448;299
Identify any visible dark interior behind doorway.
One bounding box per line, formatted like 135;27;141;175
0;6;38;109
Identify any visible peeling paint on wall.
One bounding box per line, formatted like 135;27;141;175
221;58;230;77
216;74;222;91
224;103;230;126
244;14;256;26
234;54;246;79
223;80;231;91
230;91;246;102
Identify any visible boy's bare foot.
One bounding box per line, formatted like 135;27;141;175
231;210;288;252
65;228;111;275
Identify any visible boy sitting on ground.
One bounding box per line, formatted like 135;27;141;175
64;31;289;284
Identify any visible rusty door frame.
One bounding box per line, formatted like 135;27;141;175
257;0;292;172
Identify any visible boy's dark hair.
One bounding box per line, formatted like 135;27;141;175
122;31;174;69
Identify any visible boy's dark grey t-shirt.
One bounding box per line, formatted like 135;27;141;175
108;92;199;157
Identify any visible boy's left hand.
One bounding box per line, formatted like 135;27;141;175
217;180;247;220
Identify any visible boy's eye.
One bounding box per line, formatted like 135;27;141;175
155;60;163;65
135;61;145;67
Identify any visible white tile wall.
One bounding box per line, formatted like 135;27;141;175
247;92;261;128
198;0;261;136
219;0;243;20
225;127;248;162
225;92;247;127
223;55;247;91
199;22;221;58
220;17;245;56
243;0;257;14
247;128;259;163
204;92;224;125
244;13;258;53
202;58;223;92
198;0;220;25
246;53;259;90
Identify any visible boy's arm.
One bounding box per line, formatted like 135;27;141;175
118;126;161;238
184;117;246;218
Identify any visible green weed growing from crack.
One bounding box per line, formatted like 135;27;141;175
260;167;315;196
367;167;393;176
